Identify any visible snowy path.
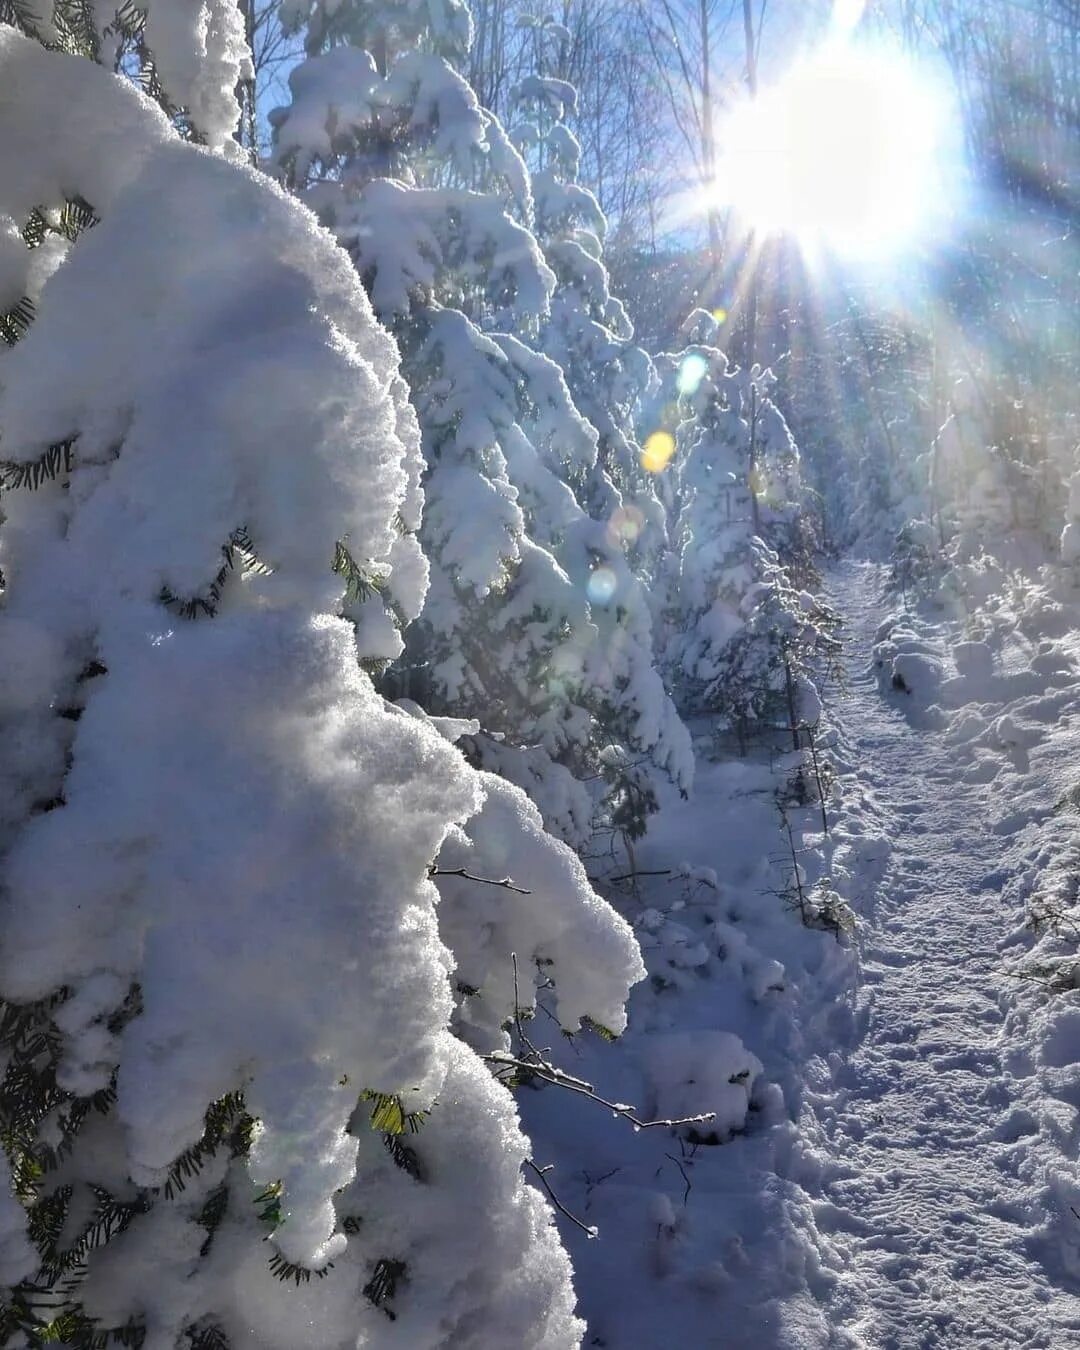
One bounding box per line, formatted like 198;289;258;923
811;561;1080;1348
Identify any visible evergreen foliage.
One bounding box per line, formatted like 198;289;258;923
656;316;838;750
0;13;643;1345
268;0;690;849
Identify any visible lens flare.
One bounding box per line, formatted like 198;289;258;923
677;353;710;396
608;505;644;547
641;431;676;474
586;565;618;606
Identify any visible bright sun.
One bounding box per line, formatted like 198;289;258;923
714;43;956;261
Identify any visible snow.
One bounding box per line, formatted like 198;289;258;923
798;561;1080;1345
953;637;995;678
0;31;641;1345
505;716;857;1345
505;558;1080;1346
218;1038;584;1350
872;620;947;704
643;1030;763;1141
0;1153;36;1288
267;46;380;182
436;770;646;1046
0;217;30;310
140;0;252;151
264;0;693;864
6;7;1080;1348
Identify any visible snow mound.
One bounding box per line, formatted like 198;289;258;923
643;1030;763;1142
953;639;994;679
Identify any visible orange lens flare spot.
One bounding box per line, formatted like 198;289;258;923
642;431;676;474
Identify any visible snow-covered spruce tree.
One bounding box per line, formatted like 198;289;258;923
657;318;837;752
929;375;1022;562
508;17;667;573
0;23;646;1347
501;16;693;843
776;307;931;560
268;0;690;850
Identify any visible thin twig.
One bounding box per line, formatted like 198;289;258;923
492;959;714;1143
666;872;717;890
488;1050;595;1093
606;869;672;883
487;1053;714;1131
429;866;531;894
1000;968;1073;990
806;725;830;837
511;952;542;1059
525;1160;597;1239
664;1152;693;1206
583;1166;621;1196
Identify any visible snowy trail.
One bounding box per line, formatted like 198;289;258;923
530;557;1080;1350
812;561;1080;1348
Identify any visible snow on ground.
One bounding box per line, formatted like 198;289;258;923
518;614;865;1346
804;559;1080;1347
518;742;858;1348
525;557;1080;1346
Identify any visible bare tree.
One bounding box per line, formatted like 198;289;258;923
467;0;670;253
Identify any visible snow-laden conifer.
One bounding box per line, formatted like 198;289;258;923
5;0;252;151
0;21;645;1345
658;318;837;748
510;29;668;570
268;0;690;849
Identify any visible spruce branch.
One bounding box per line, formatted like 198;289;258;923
195;1185;228;1257
104;0;146;41
52;0;100;58
0;0;43;40
332;540;388;605
0;295;34;346
361;1090;429;1135
162;1091;251;1199
0;439;75;492
363;1257;406;1317
185;1322;230;1350
159;526;269;619
382;1132;425;1180
266;1252;333;1286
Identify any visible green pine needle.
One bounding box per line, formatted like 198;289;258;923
363;1257;406;1317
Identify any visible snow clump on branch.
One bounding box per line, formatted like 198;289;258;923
0;29;642;1345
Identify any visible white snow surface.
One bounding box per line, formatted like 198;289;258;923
519;559;1080;1346
803;561;1080;1346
